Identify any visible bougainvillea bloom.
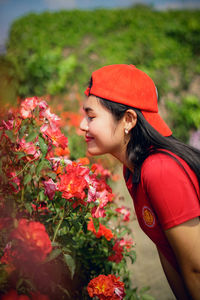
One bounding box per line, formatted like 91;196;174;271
108;240;124;263
115;206;130;222
87;274;125;299
57;162;89;202
11;219;52;262
87;218;114;241
43;178;57;201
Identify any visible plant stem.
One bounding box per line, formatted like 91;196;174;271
8;157;38;181
52;211;64;243
21;186;24;204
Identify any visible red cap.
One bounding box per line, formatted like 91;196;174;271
84;64;172;136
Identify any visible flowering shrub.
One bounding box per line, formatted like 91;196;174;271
0;97;153;299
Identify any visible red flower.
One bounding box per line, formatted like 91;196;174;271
87;274;125;299
11;219;52;262
108;240;124;263
54;146;70;157
41;126;68;149
76;157;90;165
1;290;30;300
91;163;111;179
87;219;114;241
57;162;89;203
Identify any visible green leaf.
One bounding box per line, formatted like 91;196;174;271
38;189;45;201
25;131;38;142
24;173;32;185
45;248;62;263
5;130;14;141
47;172;57;180
63;253;76;280
19;125;27;139
15;151;26;159
141;294;155;300
38;136;48;155
139;286;151;293
57;284;70;297
82;220;88;234
92;217;100;232
24;202;33;214
36;159;51;175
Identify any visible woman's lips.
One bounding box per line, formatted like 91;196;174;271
85;136;94;142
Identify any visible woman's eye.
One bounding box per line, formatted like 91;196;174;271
87;116;94;120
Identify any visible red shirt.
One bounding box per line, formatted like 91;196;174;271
124;152;200;272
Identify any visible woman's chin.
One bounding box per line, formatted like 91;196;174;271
87;147;105;156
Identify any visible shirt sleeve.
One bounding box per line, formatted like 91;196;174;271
141;154;200;230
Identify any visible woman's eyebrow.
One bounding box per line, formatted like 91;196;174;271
83;106;94;113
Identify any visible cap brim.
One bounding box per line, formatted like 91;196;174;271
142;111;172;137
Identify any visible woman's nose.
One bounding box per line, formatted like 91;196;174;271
80;117;88;132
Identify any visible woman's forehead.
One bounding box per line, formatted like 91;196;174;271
83;95;101;111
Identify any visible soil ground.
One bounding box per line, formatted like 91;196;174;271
112;166;176;300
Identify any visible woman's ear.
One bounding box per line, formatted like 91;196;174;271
123;109;137;133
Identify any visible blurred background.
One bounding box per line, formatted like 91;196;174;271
0;0;200;299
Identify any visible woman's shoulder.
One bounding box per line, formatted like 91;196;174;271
141;150;198;189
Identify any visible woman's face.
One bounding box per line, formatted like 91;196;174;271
80;95;125;158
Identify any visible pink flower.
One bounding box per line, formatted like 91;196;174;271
119;238;134;251
115;206;130;221
91;190;110;218
20;97;39;119
40;107;60;128
43;178;57;200
38;100;48;111
18;138;40;160
91;206;106;218
1;120;14;130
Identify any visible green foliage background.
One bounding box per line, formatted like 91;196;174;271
1;5;200;141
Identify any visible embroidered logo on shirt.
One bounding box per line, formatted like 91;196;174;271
142;206;155;228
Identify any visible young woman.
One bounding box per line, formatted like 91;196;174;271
80;64;200;299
